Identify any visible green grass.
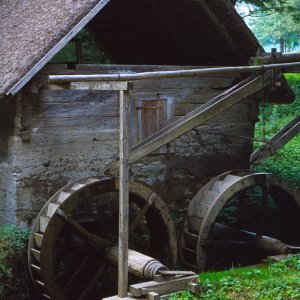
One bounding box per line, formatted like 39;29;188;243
169;255;300;300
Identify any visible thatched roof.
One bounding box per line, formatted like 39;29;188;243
0;0;108;97
0;0;292;101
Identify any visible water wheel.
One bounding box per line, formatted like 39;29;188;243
181;170;300;271
28;176;177;300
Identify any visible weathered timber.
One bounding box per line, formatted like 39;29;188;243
250;115;300;164
48;62;300;83
106;247;167;280
118;88;130;297
213;223;293;255
251;52;300;64
70;81;128;91
107;73;272;174
2;64;259;227
129;275;198;297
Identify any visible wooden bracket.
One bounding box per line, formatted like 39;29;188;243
103;274;199;300
250;115;300;165
15;92;33;142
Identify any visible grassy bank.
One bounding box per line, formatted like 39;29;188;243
171;255;300;300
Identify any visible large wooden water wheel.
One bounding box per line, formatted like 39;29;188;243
181;170;300;271
28;176;177;300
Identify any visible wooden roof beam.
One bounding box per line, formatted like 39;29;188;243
193;0;243;62
144;0;193;58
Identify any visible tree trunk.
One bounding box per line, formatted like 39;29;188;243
280;37;285;53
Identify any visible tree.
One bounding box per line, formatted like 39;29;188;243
240;0;300;52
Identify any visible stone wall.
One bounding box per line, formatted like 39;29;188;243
0;64;260;226
0;97;17;224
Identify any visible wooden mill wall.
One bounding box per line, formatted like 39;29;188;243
0;64;259;226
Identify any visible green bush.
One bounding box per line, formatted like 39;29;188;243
0;225;30;299
253;73;300;185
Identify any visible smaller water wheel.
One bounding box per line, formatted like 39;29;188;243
181;170;300;271
28;176;177;300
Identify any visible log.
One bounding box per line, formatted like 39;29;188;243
48;62;300;83
250;115;300;164
118;88;130;297
251;52;300;64
106;247;167;280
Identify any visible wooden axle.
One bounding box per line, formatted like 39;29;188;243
106;247;168;280
213;223;297;255
56;208;168;281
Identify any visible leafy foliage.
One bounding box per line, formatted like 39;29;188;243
50;29;111;64
240;0;300;51
253;73;300;184
170;254;300;300
0;225;30;299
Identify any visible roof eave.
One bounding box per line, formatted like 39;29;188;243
5;0;110;97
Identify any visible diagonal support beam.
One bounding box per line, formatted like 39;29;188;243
250;115;300;165
106;71;272;174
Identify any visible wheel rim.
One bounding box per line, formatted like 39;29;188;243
181;170;300;271
28;176;177;299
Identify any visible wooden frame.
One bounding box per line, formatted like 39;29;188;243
107;72;273;174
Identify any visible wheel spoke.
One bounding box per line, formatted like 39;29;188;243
257;187;269;236
129;193;155;233
78;262;107;300
236;191;247;229
56;209;111;251
200;239;248;247
63;256;89;295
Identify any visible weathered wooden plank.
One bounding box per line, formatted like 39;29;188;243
31;116;117;128
32;102;118;118
131;89;222;104
75;64;240;78
251;52;300;64
30;124;118;134
118;88;130;297
36;89;118;103
70;81;128;91
107;73;271;174
132;77;236;91
174;101;249;116
172;114;255;124
129;275;198;297
11;132;117;147
250;115;300;164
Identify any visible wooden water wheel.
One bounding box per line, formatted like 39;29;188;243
28;176;177;300
181;170;300;271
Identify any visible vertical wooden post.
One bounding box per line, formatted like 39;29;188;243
118;84;130;297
